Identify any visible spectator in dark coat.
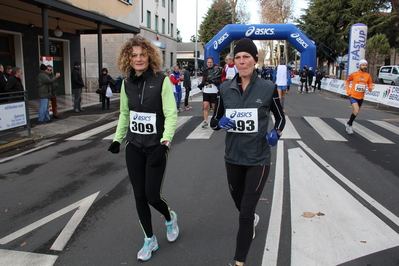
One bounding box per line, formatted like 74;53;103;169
183;65;193;110
315;68;324;93
4;65;13;80
298;67;308;94
47;65;60;118
0;64;8;103
5;67;24;102
98;67;115;110
307;66;315;92
71;61;84;112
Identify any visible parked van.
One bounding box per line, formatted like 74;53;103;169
378;66;399;85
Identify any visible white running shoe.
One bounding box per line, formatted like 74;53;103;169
165;210;179;242
137;235;158;261
253;213;260;239
345;123;354;134
202;120;208;128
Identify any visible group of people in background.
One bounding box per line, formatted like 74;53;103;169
299;65;324;94
0;64;24;104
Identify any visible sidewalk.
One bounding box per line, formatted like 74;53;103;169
0;77;203;154
0;92;120;154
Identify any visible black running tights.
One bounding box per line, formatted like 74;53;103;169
225;162;270;263
125;143;172;238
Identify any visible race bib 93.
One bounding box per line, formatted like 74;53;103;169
226;108;258;133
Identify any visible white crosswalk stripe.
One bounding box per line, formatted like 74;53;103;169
66;120;118;140
368;120;399;135
335;118;394;144
274;116;301;139
70;114;398;145
102;116;193;141
304;116;347;142
186;116;213;139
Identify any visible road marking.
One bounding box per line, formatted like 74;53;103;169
176;116;192;130
262;140;284;266
103;133;115;141
0;249;58;266
335;118;394;144
304;116;347;141
0;142;55;164
66;120;118;140
0;192;99;251
278;116;301;139
297;140;399;227
289;146;399;265
186;116;213;139
368;120;399;135
102;116;193;141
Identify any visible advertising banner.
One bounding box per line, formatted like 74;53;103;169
347;23;368;78
0;102;27;131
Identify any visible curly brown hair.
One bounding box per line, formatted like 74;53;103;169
117;35;163;75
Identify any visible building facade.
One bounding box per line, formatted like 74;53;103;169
0;0;160;100
80;0;178;90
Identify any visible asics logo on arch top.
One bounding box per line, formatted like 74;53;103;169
245;26;275;37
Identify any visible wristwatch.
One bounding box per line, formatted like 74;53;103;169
161;141;171;148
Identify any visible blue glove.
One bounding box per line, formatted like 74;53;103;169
266;129;281;147
218;116;236;130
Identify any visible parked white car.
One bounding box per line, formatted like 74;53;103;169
378;65;399;85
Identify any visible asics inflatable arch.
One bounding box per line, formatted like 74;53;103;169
203;24;316;70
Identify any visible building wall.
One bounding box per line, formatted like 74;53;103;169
80;0;178;91
65;0;140;27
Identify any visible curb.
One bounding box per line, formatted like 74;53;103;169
0;137;36;154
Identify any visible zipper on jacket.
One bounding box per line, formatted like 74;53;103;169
141;81;146;105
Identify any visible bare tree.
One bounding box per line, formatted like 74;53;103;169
257;0;294;65
226;0;249;52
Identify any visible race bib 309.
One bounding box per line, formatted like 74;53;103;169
129;111;157;135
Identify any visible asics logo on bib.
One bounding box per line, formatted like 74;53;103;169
230;110;252;118
132;113;152;121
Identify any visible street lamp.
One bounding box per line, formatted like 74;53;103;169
195;0;198;80
54;18;63;37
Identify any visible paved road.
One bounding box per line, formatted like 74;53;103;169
1;86;399;266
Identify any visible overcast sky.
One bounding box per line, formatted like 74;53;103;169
176;0;308;43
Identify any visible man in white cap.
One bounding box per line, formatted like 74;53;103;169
345;59;373;134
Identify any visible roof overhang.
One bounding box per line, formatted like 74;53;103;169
2;0;140;34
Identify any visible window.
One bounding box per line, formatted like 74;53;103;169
119;0;133;4
155;15;159;32
162;0;165;7
171;23;174;38
162;50;166;67
393;67;398;74
147;11;151;28
171;0;174;12
380;67;391;73
162;19;165;34
170;52;173;67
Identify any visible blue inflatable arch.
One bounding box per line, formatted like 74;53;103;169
204;24;316;70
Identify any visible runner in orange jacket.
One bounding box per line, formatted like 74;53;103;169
345;59;373;134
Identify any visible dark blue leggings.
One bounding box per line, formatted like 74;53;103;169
225;162;270;263
125;143;172;238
